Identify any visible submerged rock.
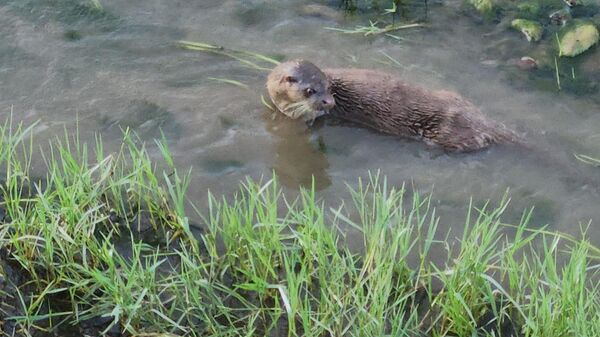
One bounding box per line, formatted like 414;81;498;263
517;56;538;70
511;19;543;42
558;20;599;56
469;0;493;15
549;8;572;26
300;4;342;21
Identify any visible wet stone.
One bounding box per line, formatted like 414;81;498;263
299;4;342;21
0;257;25;336
549;8;572;26
130;211;154;233
517;56;538;70
511;19;543;42
108;210;121;224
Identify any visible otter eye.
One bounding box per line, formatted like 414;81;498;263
304;88;316;97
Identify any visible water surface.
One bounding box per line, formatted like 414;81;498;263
1;0;599;245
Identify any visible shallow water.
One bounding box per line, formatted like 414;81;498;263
1;0;599;246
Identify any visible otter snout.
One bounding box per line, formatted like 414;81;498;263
319;95;335;111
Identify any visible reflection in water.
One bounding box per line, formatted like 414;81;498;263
100;99;182;141
264;112;331;190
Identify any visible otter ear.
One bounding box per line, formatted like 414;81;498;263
282;76;297;84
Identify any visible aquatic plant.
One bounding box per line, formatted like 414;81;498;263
469;0;494;15
178;40;281;71
327;1;428;39
558;19;600;56
89;0;103;11
325;21;424;36
575;153;600;166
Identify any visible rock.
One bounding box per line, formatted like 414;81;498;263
549;8;572;26
558;20;599;56
517;56;538;70
511;19;543;42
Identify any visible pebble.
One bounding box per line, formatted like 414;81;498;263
517;56;538;70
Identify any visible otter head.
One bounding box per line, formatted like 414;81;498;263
267;60;335;122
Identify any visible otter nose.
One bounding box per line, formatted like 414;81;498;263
321;96;335;109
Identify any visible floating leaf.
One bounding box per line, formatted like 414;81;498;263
558;20;599;57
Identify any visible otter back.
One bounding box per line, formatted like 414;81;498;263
324;68;519;152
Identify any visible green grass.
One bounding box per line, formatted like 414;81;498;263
0;120;598;336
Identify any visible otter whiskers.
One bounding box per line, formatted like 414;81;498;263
282;101;313;120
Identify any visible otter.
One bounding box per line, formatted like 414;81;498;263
266;60;520;152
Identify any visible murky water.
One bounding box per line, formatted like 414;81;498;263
1;0;599;245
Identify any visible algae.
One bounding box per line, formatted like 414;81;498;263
469;0;494;15
512;19;544;42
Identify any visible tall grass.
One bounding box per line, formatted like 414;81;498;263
0;121;598;336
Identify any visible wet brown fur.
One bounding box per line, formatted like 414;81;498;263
267;60;520;152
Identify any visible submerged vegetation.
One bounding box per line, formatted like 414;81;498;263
325;21;424;36
332;0;600;93
0;120;598;336
178;41;281;72
575;153;600;167
174;0;600;95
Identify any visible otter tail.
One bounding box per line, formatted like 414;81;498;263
493;123;527;147
506;136;600;195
